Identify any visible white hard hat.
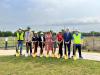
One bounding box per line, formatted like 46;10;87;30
34;31;38;33
41;32;44;34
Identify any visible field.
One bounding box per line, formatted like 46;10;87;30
0;56;100;75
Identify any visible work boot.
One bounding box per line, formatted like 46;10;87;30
79;56;83;59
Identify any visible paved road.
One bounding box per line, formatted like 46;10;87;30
0;50;100;61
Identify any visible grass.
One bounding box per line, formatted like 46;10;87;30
0;56;100;75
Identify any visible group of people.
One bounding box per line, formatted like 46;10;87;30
16;27;83;60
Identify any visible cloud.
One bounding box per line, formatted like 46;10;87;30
26;0;100;24
61;16;100;25
0;0;100;30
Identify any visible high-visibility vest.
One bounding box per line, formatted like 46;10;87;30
73;33;82;44
17;32;24;41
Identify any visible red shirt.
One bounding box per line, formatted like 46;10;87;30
57;33;63;41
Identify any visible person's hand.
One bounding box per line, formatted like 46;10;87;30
25;40;28;43
65;42;69;44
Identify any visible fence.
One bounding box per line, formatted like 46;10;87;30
83;36;100;52
0;37;17;49
0;37;100;52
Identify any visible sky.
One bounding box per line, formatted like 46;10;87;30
0;0;100;32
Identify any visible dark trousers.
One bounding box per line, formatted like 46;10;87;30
34;42;38;54
34;42;43;54
58;41;63;57
64;42;71;56
26;42;32;54
39;42;43;54
73;44;82;57
5;41;8;50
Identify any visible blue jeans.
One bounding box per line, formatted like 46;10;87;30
17;41;23;54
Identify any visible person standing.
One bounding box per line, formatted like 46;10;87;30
32;32;39;57
45;31;53;57
57;32;63;58
38;32;45;57
63;28;72;59
73;29;83;60
25;27;33;56
16;27;24;56
52;33;57;55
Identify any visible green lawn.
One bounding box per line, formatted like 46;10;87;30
0;56;100;75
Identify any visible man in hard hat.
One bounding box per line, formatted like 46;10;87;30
25;27;33;56
72;29;83;60
16;27;24;56
63;28;72;59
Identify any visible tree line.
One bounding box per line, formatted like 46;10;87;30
0;31;100;37
0;31;15;37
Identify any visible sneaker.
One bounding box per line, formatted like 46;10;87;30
71;56;73;58
20;54;23;56
25;53;28;57
30;53;33;56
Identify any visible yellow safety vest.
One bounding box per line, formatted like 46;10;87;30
73;33;82;44
17;32;24;41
